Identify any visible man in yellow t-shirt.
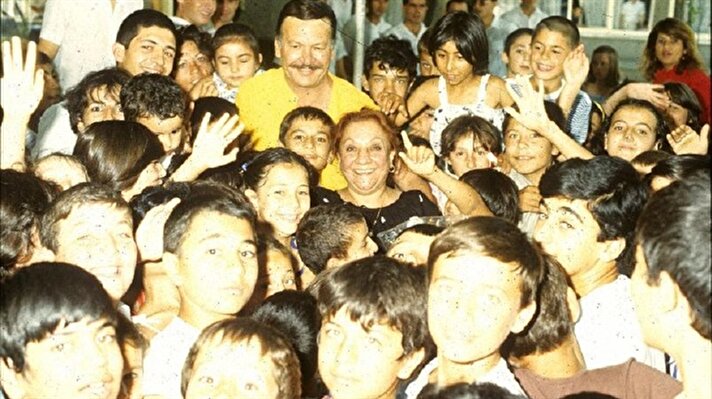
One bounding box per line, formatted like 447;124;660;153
237;0;377;190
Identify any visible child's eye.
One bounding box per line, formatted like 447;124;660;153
240;250;256;258
99;332;117;343
244;382;259;391
90;105;103;112
198;376;214;384
324;327;341;338
292;134;304;141
207;248;218;255
316;136;328;144
52;342;66;352
636;128;649;136
559;220;574;230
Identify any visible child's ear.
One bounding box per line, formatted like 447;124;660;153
0;358;25;399
162;252;183;287
600;237;625;264
112;43;126;64
511;301;537;334
245;189;260;212
362;75;370;92
501;51;510;66
396;347;426;380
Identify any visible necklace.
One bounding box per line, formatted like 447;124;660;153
341;188;391;237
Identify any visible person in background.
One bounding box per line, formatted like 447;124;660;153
170;0;216;29
474;0;518;78
501;0;548;29
384;0;429;55
583;45;621;103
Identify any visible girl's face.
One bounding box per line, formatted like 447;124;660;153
504;119;557;184
530;28;570;82
248;163;310;239
339;119;395;196
664;101;689;129
504;34;532;77
214;40;261;89
655;33;685;69
419;51;440;77
604;106;659;161
263;249;297;297
175;41;213;92
434;40;474;86
591;52;611;82
446;134;494;177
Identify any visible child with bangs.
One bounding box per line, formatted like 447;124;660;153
313;255;430;399
181;318;301;399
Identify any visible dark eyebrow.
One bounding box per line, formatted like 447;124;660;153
560;206;584;224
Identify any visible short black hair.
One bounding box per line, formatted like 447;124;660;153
120;73;187;122
276;0;336;41
278;106;335;145
190;96;239;147
428;11;488;75
0;262;117;373
602;99;668;147
460;168;520;224
419;381;526;399
115;9;178;49
663;82;703;131
645;154;710;189
363;35;418;80
534;16;580;49
243;147;317;189
65;67;131;133
296;204;366;274
213;23;261;59
636;170;711;339
504;28;533;54
539;156;649;276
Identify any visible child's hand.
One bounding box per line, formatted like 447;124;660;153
136;198;181;262
376;92;409;121
667;124;709;155
505;75;550;134
190;112;242;170
1;37;44;117
519;185;543;214
189;76;218;100
398;130;437;178
624;83;670;110
563;44;589;88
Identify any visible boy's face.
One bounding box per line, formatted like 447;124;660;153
3;318;123;399
114;26;177;76
281;117;333;172
419;51;439;77
362;63;411;102
334;221;378;267
446;134;494;177
530;28;572;83
136;114;184;154
318;307;423;399
503;34;532;77
387;231;434;266
504;119;557;182
534;197;607;279
167;211;258;318
54;203;137;302
77;85;124;132
185;336;280;399
428;252;531;364
263;248;297;297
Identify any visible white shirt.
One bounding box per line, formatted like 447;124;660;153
620;0;646;30
500;6;548;29
384;22;427;56
39;0;142;93
142;317;200;399
405;357;525;398
32;101;77;160
327;0;353;30
575;275;666;371
342;16;392;56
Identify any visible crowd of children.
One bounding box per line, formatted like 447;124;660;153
0;0;710;398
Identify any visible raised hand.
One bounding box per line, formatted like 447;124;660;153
190;112;242;169
1;36;44;117
505;75;550;134
667;124;710;155
188;76;218;100
397;130;437;178
563;44;589;89
135;198;181;262
377;92;409;121
625;83;670;110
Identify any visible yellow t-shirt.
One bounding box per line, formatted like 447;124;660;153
236;68;376;190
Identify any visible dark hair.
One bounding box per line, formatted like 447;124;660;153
65;68;130;133
440;115;503;160
115;9;177;49
636;170;710;339
399;223;444;238
39;183;131;252
540;156;648;276
181;317;302;398
251;290;321;391
503;255;573;359
428;11;489;75
664;82;703;131
603;98;669;148
0;170;56;275
243;147;317;189
278;106;335;145
417;28;432;54
213;23;261;60
333;109;401;155
446;0;471;13
314;256;430;356
276;0;336;41
534;16;580;49
646;154;710;188
116;312;147;351
296;204;366;274
630;150;673;169
129;181;192;226
504;28;533;54
197;161;245;191
363;35;418;80
163;191;256;254
585;45;620;89
459;169;520;224
428;217;545;309
73;120;165;193
418;382;526;399
120;73;187;122
190;96;239;147
173;24;213;77
0;262;117;372
642;18;706;81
